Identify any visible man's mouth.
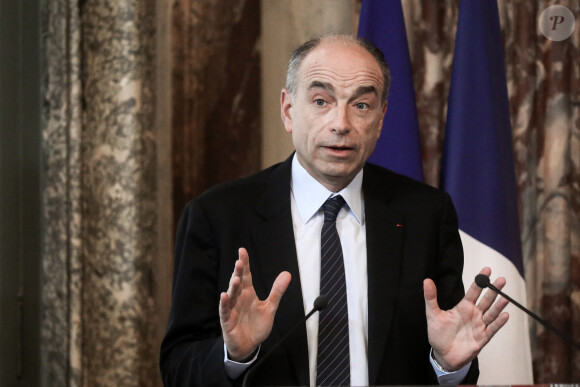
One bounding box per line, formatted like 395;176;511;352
326;145;352;151
323;145;355;157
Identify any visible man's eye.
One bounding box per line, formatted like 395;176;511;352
356;102;369;110
314;99;326;106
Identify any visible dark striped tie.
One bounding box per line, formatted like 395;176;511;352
317;195;350;386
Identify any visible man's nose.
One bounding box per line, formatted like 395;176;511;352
331;105;351;134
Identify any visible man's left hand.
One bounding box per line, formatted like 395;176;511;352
423;267;509;371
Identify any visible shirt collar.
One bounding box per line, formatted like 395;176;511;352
290;154;364;225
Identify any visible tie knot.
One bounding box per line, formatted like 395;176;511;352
322;195;345;223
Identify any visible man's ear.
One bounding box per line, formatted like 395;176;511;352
378;101;388;132
280;89;293;133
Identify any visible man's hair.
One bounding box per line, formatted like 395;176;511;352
285;34;391;103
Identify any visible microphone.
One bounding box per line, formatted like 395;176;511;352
242;295;328;387
475;274;580;351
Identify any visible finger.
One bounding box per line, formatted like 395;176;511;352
464;267;492;304
227;259;244;305
238;247;253;287
238;247;249;267
267;271;292;311
423;279;441;320
485;311;509;341
219;291;231;319
483;293;510;324
477;276;506;312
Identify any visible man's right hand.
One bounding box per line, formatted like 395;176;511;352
219;247;292;361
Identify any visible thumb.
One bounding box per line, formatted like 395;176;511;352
423;278;441;320
267;271;292;311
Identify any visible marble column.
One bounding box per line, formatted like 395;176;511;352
42;0;160;385
42;0;83;385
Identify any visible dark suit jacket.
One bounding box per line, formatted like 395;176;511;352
160;155;479;386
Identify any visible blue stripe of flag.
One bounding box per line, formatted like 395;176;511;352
358;0;424;182
440;0;523;275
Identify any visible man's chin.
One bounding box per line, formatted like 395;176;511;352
319;165;362;186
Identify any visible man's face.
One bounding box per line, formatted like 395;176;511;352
281;40;387;192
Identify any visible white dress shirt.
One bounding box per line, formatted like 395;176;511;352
290;156;368;386
224;154;470;385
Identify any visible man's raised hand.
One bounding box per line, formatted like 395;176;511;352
423;267;510;371
219;247;291;361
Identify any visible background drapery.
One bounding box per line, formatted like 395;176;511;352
39;0;578;385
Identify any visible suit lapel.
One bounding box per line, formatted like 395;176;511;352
250;156;310;386
363;166;406;385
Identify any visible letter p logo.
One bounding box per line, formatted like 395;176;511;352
539;5;575;41
550;15;565;31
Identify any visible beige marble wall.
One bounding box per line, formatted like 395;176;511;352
260;0;360;167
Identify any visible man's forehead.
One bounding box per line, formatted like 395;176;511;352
306;80;379;99
296;40;383;90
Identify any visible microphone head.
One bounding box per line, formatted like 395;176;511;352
475;274;491;289
313;295;328;311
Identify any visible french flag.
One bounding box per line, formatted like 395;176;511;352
358;0;424;182
440;0;533;383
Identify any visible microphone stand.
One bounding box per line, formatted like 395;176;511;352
242;295;328;387
475;274;580;351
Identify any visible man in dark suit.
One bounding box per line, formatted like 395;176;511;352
160;34;509;386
